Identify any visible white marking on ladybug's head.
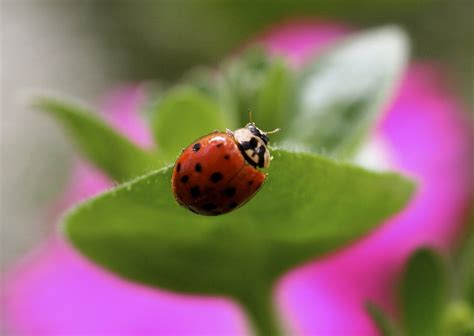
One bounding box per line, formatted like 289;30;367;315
233;123;271;168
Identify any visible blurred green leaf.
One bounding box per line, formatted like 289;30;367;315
35;97;159;182
441;301;474;336
443;217;474;335
152;87;228;161
448;211;474;309
467;255;474;308
220;48;272;125
64;148;414;334
104;1;473;107
286;26;408;158
176;49;292;136
180;66;219;98
254;59;294;138
459;223;474;307
365;301;400;336
400;248;448;336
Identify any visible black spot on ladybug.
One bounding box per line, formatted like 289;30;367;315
247;180;254;186
223;187;236;197
180;175;189;183
224;155;230;160
195;163;202;172
176;163;181;173
190;186;200;198
192;143;201;152
202;203;217;211
229;202;238;209
210;172;223;183
216;143;223;148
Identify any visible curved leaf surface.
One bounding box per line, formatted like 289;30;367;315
65;149;415;297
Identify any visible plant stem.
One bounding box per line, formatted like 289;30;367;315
238;285;284;336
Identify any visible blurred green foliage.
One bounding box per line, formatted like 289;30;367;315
34;98;161;182
368;246;474;336
400;249;448;336
89;0;473;104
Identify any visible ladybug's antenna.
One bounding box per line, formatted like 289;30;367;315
248;110;254;124
265;128;281;135
246;110;280;135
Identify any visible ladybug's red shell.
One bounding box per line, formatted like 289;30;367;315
172;132;266;215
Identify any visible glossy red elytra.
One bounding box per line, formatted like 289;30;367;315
172;122;278;216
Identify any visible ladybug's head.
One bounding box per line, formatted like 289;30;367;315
245;123;269;144
233;123;279;169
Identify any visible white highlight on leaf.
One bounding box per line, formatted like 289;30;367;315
354;134;394;171
291;26;409;147
300;27;408;119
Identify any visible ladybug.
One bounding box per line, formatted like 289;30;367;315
171;122;278;216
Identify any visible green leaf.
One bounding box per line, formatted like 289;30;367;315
441;301;474;336
456;220;474;306
447;213;474;336
220;47;273;125
254;59;294;138
64;149;414;334
466;249;474;308
286;26;408;158
152;87;228;161
365;301;400;336
400;248;448;336
180;66;219;98
34;97;159;182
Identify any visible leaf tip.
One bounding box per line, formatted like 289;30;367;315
386;172;417;211
29;92;95;119
57;205;82;255
26;90;63;109
365;301;399;336
404;175;418;197
370;25;410;49
13;88;57;111
407;246;444;265
353;25;410;71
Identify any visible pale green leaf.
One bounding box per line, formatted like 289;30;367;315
286;26;409;158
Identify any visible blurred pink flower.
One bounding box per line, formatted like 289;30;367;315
2;20;472;335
